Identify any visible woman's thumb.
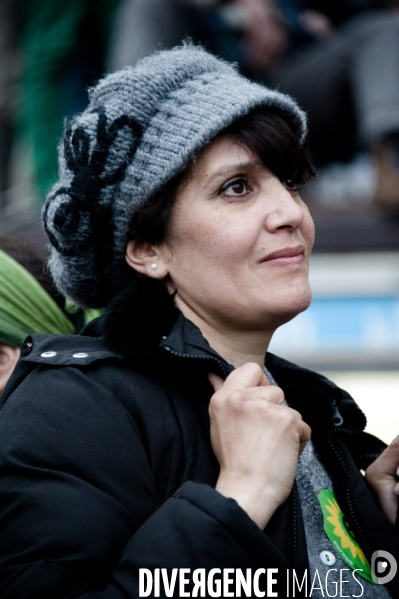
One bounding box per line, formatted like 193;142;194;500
208;372;224;392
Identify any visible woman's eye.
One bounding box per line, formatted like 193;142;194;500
284;178;299;192
219;178;252;197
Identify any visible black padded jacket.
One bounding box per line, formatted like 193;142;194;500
0;287;398;598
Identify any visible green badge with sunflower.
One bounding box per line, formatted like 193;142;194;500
318;489;376;584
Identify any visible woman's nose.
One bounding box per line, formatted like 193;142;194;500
264;179;306;232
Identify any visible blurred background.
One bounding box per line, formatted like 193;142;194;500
0;0;398;442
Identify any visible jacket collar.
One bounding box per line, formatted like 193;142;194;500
94;278;233;376
94;280;367;434
265;352;367;435
158;312;233;378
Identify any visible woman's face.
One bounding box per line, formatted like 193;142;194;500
159;135;315;333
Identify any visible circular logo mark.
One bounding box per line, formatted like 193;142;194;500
371;550;397;585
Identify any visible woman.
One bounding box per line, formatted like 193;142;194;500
0;45;397;598
0;235;75;393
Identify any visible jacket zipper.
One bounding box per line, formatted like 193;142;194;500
328;429;372;552
328;428;399;598
160;344;229;377
291;480;299;571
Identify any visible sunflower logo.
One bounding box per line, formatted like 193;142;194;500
324;495;366;564
318;489;375;584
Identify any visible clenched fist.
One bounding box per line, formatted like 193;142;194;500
209;363;311;529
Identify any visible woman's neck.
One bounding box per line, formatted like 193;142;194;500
201;326;272;369
175;298;273;370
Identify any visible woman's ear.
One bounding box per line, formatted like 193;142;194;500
125;240;169;279
0;344;20;394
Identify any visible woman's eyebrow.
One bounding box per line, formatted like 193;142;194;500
204;160;262;183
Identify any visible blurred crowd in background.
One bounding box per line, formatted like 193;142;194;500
0;0;398;442
1;0;399;211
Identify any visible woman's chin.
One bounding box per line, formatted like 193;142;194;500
264;289;312;327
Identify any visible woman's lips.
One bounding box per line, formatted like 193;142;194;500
260;246;305;266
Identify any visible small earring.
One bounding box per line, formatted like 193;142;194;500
150;263;158;270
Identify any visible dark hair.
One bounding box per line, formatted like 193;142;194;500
128;107;315;246
0;235;66;313
104;108;316;343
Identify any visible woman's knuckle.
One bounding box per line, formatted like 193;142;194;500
277;408;297;429
364;464;376;483
274;388;285;403
229;390;245;405
245;362;262;375
293;408;303;419
209;395;223;414
243;362;262;381
388;434;399;451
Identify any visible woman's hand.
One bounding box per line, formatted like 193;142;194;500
365;435;399;527
208;363;311;529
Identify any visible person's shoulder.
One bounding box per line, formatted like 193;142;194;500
1;330;166;419
20;331;125;367
0;332;131;411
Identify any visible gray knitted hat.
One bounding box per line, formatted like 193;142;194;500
43;44;307;308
